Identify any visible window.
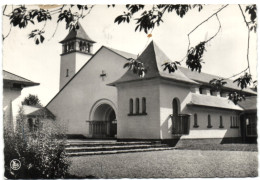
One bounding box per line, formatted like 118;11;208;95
193;113;199;128
219;116;224;128
199;87;203;94
28;118;40;132
66;69;69;77
129;99;133;115
135;98;140;114
142;97;146;114
128;98;147;116
207;114;212;128
210;90;213;95
230;116;239;128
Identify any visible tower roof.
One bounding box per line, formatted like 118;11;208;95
110;41;198;85
60;22;96;43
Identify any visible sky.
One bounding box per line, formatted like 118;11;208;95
2;4;258;105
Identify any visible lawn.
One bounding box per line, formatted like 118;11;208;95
69;149;258;178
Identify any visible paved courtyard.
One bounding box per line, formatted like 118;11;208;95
69;149;258;178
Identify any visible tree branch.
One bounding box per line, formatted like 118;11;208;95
238;4;251;75
3;5;7;15
3;25;12;41
188;4;229;35
205;14;221;43
224;67;249;80
48;5;65;40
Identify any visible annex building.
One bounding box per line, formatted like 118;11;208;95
46;24;257;143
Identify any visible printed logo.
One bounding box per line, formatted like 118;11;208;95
10;159;21;171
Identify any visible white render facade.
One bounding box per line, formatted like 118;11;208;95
46;25;257;141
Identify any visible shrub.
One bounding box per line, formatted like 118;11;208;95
4;107;70;179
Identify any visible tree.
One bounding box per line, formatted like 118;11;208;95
2;4;257;104
22;94;42;107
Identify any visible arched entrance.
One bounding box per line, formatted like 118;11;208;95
90;102;117;138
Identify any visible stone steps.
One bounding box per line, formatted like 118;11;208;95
65;140;172;156
67;147;175;156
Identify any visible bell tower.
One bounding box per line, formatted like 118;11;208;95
59;23;96;90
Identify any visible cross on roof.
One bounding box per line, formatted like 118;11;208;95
100;70;107;81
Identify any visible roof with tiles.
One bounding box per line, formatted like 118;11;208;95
3;70;39;87
188;93;244;111
60;22;96;43
178;67;256;95
110;41;198;85
110;41;256;95
237;96;257;111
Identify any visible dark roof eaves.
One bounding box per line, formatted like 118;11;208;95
59;37;96;44
187;103;243;111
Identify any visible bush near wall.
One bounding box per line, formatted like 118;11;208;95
4;107;70;179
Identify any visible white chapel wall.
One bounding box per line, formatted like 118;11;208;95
47;47;128;136
117;79;161;139
159;80;241;139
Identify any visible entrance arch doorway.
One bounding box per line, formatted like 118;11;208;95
90;102;117;138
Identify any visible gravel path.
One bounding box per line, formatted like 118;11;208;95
69;149;258;178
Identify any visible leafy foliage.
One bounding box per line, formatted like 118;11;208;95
186;42;206;72
29;9;52;22
114;4;204;34
228;91;245;105
4;107;70;179
161;61;181;73
124;58;147;77
71;5;89;10
10;6;33;28
246;5;257;22
233;72;252;89
57;9;80;31
209;78;227;90
22;94;42;107
245;5;257;32
28;29;45;44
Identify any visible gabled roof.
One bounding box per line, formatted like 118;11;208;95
238;96;257;111
3;70;39;87
59;22;96;43
188;93;243;111
46;46;136;107
111;41;198;85
23;105;55;119
107;47;137;59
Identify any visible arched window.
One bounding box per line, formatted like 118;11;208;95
193;113;199;128
199;87;203;94
219;116;224;128
86;43;90;52
136;98;140;114
142;97;146;114
172;98;180;116
207;114;212;128
129;99;133;115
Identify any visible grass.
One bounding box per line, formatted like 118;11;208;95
69;149;258;178
175;143;258;151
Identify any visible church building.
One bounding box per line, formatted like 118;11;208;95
46;24;257;143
